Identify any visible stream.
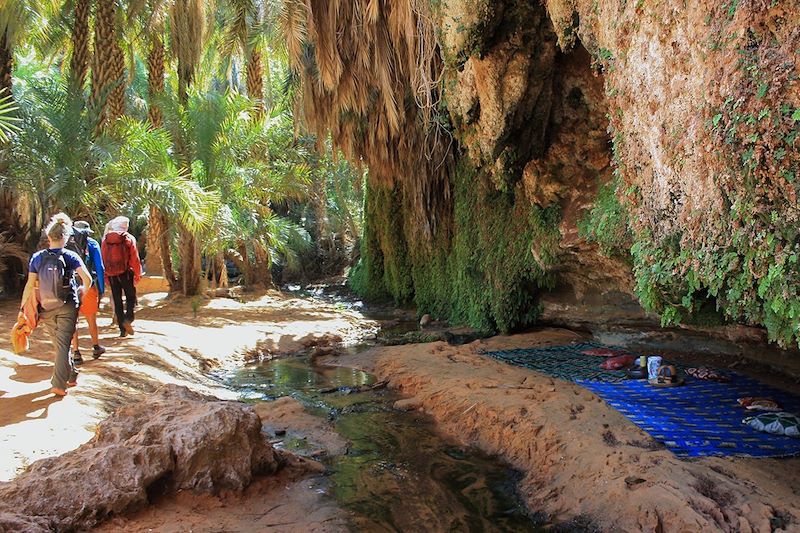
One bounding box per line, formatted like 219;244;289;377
226;357;542;532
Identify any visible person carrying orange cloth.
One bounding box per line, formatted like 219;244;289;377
19;213;93;397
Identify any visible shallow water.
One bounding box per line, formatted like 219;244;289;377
227;358;542;532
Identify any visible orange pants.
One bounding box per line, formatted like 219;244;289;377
79;286;100;316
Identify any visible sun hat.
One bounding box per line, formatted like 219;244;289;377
74;220;94;233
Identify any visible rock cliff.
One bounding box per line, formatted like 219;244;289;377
289;0;800;347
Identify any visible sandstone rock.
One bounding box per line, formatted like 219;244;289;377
310;345;336;358
394;397;423;412
301;333;343;349
0;385;280;532
0;512;50;533
419;314;432;327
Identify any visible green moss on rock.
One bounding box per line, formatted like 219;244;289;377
351;160;559;333
577;174;630;258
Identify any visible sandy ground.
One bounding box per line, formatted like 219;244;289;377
0;287;374;482
2;287;800;532
97;458;347;533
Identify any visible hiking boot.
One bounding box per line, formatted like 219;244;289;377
122;320;135;336
119;330;127;338
72;351;84;365
92;345;106;359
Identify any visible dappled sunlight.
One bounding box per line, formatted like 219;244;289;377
0;289;377;481
137;292;170;309
0;384;102;481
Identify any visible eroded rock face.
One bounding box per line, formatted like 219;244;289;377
0;385;279;532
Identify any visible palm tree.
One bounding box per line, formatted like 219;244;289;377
91;0;126;131
169;0;208;103
99;118;221;236
127;0;176;284
0;0;59;96
0;30;11;96
5;74;105;225
153;90;309;291
219;0;267;116
0;0;32;96
68;0;91;92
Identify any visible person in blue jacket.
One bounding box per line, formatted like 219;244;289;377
70;220;106;363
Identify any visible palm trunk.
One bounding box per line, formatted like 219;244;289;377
218;252;229;288
237;243;253;285
69;0;91;93
178;224;201;295
147;29;165;127
246;48;264;119
0;29;12;97
252;241;273;288
148;204;177;289
312;185;333;253
332;169;359;241
91;0;126;133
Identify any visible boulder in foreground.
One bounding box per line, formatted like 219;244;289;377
0;385;279;533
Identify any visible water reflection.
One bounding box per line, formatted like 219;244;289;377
227;358;542;532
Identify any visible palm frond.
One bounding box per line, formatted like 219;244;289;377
0;88;21;142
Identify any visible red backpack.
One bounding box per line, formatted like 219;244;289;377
103;231;130;277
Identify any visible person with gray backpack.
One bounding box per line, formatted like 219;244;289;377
17;213;93;397
66;220;106;363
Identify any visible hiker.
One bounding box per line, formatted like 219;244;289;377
67;220;106;364
102;220;117;326
18;213;93;397
101;216;142;337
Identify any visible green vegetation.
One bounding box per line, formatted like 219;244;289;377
0;0;363;296
577;175;630;257
351;161;559;334
626;36;800;346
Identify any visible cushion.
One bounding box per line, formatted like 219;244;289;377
743;412;800;437
738;397;782;411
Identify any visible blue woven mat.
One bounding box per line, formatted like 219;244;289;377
484;341;674;383
483;343;800;457
581;376;800;457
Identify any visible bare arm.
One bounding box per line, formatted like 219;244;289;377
19;273;38;316
76;265;92;291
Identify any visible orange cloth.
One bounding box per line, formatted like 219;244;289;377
11;292;38;354
11;319;32;354
79;285;100;316
21;291;38;330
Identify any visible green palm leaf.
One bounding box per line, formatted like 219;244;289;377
0;88;20;142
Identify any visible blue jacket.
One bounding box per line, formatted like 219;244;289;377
86;237;105;294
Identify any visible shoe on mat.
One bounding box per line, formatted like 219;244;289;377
50;387;67;397
72;351;84;365
92;345;106;359
122;321;135;335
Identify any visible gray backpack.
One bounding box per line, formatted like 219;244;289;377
37;250;71;311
